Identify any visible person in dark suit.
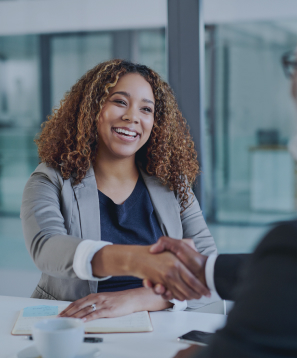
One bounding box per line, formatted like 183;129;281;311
147;221;297;357
143;50;297;357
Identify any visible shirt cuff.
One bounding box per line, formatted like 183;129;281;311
166;299;187;312
73;240;113;281
205;254;218;292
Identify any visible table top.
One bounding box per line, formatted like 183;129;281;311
0;295;226;358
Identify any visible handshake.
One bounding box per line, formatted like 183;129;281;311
136;237;211;302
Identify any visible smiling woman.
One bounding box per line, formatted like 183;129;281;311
21;59;217;321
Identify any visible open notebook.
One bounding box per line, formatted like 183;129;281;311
12;305;153;335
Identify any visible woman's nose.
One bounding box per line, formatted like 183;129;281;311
122;109;139;124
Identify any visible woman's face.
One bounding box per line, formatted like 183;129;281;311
97;73;155;160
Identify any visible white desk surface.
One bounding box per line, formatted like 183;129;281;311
0;295;226;358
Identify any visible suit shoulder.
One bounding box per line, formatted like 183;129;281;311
255;221;297;255
31;163;63;187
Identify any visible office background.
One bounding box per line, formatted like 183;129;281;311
0;0;296;297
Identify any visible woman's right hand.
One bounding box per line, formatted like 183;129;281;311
91;244;210;301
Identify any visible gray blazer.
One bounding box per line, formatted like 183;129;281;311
21;163;217;301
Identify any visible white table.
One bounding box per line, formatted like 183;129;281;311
0;295;226;358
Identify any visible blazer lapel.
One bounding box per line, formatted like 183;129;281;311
140;168;183;239
72;166;100;294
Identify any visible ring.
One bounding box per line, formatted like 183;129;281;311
91;303;96;311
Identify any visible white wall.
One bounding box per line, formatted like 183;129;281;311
204;0;297;24
1;0;297;36
0;0;167;36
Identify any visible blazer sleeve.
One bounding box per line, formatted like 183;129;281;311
21;166;82;279
179;191;217;256
214;254;250;300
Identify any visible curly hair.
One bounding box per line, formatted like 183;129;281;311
36;59;199;209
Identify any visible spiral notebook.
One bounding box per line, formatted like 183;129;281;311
11;305;153;335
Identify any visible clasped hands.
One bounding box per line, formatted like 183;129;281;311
143;236;210;301
59;237;210;322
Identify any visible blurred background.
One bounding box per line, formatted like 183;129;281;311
0;0;296;297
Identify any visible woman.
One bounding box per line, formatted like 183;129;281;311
21;59;217;321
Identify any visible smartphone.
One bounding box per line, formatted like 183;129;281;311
83;337;103;343
177;330;214;346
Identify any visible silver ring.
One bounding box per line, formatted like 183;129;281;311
91;303;96;311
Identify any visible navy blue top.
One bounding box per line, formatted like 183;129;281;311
97;175;163;293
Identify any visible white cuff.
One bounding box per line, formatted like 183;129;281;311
166;299;187;312
205;254;218;292
73;240;113;281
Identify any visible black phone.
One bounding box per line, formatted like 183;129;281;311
83;337;103;343
177;330;214;346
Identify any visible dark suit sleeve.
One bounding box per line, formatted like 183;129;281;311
214;254;250;300
197;221;297;358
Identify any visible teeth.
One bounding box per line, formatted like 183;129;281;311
114;128;137;137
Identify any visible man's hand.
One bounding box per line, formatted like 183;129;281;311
131;246;210;301
143;237;209;300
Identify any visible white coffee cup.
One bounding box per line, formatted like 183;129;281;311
32;318;84;358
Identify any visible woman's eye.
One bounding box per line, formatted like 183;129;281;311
142;107;153;113
114;99;126;105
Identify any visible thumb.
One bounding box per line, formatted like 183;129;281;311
150;239;167;254
150;236;181;254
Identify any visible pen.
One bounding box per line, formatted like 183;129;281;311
28;335;103;343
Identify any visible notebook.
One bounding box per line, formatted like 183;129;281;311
11;305;153;335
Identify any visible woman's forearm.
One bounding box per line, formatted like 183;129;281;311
128;287;173;312
91;244;146;278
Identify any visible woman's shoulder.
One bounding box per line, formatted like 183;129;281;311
30;163;64;188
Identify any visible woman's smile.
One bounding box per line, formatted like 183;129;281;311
112;126;140;142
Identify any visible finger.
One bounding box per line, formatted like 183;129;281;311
174;244;208;286
59;295;94;316
153;284;166;295
151;237;185;256
150;237;168;254
166;262;209;300
59;301;82;317
143;279;153;289
164;276;190;301
58;303;72;316
71;304;96;319
179;265;210;298
83;308;114;322
60;297;94;317
162;290;173;300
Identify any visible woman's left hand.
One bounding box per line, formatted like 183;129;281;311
58;291;135;322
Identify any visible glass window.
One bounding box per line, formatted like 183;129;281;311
0;35;40;214
51;33;113;109
204;20;297;249
137;29;167;81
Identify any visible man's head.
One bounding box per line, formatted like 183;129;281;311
282;49;297;104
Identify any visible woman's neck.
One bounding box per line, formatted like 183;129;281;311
93;153;139;204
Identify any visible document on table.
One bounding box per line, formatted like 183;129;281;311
11;305;153;335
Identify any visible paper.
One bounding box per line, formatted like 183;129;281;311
11;305;153;335
12;305;68;335
23;305;59;317
85;311;153;333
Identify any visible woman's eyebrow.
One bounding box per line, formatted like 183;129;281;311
110;91;154;106
110;91;130;98
142;98;155;107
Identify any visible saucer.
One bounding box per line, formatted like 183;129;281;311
17;344;101;358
